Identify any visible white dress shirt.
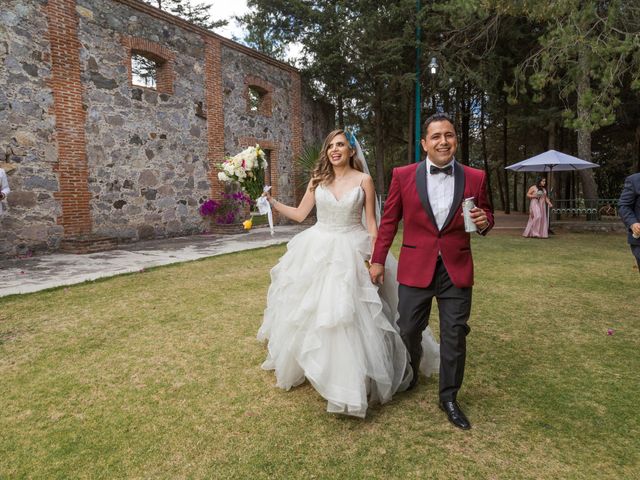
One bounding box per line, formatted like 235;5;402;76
426;157;455;230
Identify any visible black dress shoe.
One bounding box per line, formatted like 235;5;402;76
439;401;471;430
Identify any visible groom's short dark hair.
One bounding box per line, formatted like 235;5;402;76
422;112;456;138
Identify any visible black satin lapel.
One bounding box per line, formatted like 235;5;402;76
442;162;465;230
415;160;438;229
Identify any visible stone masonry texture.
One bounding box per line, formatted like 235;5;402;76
0;0;333;257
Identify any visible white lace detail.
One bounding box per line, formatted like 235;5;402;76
315;185;365;229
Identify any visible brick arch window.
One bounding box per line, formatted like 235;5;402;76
244;75;273;117
122;36;175;95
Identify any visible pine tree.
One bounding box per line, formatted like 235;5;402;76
143;0;227;31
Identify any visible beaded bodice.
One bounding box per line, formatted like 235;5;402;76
314;185;365;230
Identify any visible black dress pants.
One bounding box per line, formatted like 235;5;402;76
397;257;472;402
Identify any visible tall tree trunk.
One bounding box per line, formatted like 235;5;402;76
374;91;385;194
576;46;598;202
502;101;510;214
460;83;470;165
636;125;640;173
547;119;559;212
337;94;344;129
547;120;556;150
512;167;519;211
559;126;567;200
495;165;506;211
522;172;527;213
480;95;494;209
408;91;414;164
443;89;451;115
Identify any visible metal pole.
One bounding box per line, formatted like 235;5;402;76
414;0;422;163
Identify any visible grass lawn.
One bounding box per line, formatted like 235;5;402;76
1;230;638;479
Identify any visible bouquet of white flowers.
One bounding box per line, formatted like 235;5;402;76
218;145;268;201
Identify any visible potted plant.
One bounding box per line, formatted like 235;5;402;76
198;191;253;234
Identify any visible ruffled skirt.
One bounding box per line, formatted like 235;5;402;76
258;223;439;417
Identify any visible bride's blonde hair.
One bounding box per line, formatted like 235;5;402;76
310;129;364;192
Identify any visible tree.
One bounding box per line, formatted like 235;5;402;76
509;0;640;201
239;1;417;193
235;0;640;204
143;0;227;30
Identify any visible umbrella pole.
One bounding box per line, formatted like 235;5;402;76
547;167;553;236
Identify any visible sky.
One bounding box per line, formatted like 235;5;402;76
204;0;303;64
207;0;250;41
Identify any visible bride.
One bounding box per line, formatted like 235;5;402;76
257;129;439;418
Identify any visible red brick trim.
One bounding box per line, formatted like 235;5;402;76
244;75;273;117
114;0;297;73
121;36;176;94
45;0;92;236
204;36;225;201
290;71;303;202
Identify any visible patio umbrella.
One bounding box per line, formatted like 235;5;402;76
505;149;599;172
505;150;599;234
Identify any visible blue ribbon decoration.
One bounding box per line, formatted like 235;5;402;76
344;129;357;149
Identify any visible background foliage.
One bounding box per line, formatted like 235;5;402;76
238;0;640;208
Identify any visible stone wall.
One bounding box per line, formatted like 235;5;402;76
0;0;61;257
0;0;333;258
77;0;210;241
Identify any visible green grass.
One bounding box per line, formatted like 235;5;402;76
1;232;638;479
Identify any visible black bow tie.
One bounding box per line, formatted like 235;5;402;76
430;165;453;175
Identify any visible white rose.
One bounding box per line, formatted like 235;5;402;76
218;172;230;182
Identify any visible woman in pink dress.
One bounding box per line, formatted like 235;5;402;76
523;177;553;238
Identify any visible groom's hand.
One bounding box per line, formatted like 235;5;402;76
469;207;490;231
369;263;385;285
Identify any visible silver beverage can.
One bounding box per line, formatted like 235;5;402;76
462;197;477;232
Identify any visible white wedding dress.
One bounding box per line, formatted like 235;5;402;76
257;184;439;418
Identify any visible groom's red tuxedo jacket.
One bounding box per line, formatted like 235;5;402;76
371;160;494;289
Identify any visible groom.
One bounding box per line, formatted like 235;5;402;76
369;112;494;430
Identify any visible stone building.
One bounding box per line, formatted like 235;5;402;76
0;0;333;257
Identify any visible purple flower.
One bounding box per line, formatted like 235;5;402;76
200;190;250;224
199;199;220;217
